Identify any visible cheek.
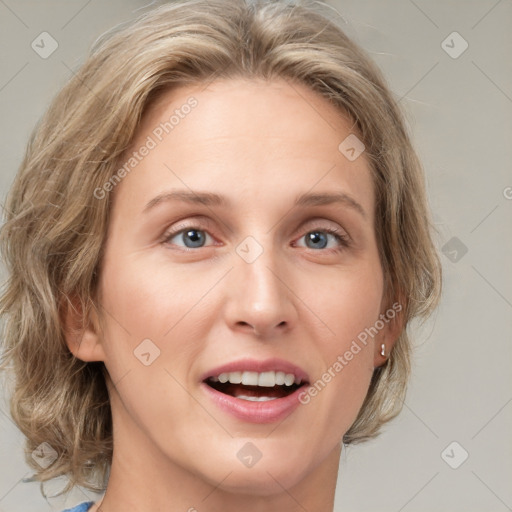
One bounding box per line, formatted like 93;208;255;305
306;263;382;424
97;254;214;378
301;328;375;450
101;250;213;328
317;259;384;346
96;259;206;431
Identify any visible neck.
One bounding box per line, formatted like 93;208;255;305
94;390;342;512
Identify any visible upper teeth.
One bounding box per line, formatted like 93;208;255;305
210;371;302;387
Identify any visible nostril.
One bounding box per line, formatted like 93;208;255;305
236;321;253;330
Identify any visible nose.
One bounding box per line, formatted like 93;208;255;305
224;242;298;339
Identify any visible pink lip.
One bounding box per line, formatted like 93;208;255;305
200;358;310;424
201;382;306;424
200;357;310;383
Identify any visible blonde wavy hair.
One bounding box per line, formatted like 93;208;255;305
0;0;442;496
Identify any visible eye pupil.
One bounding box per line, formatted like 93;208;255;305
184;229;205;248
306;231;328;249
166;227;344;252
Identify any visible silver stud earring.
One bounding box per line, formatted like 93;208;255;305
380;343;386;357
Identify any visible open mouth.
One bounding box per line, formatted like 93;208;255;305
203;371;308;402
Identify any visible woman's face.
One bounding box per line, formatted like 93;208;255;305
83;78;397;495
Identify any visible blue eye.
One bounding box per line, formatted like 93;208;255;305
162;225;350;252
164;228;213;249
297;228;350;252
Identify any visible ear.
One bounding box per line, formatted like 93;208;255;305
373;293;406;368
60;294;106;362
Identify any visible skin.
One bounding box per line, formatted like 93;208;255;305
64;77;401;512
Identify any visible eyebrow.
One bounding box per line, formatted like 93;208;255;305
143;190;367;219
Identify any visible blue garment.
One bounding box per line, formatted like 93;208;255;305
61;502;95;512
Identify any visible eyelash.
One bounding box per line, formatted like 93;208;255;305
161;222;351;254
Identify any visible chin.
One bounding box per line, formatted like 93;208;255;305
188;444;312;496
207;463;308;497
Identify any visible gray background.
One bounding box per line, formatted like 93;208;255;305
0;1;511;511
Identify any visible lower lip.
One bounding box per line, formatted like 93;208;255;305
200;382;306;424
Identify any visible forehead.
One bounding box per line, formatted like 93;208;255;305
114;77;374;218
140;77;357;152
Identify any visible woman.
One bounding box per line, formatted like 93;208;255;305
0;0;442;510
